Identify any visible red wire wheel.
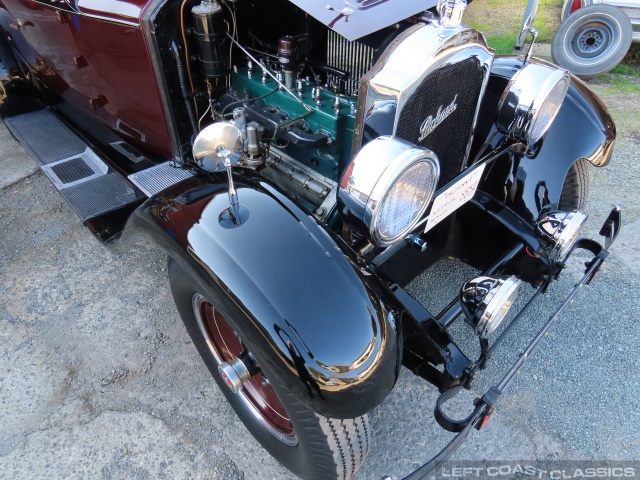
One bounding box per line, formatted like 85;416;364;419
169;258;372;479
192;294;297;445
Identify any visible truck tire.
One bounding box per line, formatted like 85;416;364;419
551;4;632;78
168;257;371;480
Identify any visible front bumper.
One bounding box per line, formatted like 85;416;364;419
399;205;622;479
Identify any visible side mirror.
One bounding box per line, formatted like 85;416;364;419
193;123;246;225
193;122;243;173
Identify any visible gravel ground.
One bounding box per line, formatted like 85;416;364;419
1;78;639;480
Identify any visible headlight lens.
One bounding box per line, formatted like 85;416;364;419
529;75;570;143
496;63;571;148
374;160;439;244
337;136;440;247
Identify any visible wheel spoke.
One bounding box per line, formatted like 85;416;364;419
193;294;296;443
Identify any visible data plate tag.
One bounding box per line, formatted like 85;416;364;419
425;163;486;233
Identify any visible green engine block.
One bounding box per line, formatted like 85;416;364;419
230;68;357;181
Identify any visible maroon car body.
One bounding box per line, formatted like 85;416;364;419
0;0;171;156
0;0;622;478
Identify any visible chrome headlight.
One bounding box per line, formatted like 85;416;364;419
460;275;521;337
496;63;571;148
338;137;440;247
535;210;588;263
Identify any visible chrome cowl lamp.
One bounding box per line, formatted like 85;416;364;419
460;276;521;337
535;210;588;263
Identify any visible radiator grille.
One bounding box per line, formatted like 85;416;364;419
327;31;374;96
396;58;485;188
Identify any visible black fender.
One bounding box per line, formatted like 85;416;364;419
128;173;401;419
476;56;616;222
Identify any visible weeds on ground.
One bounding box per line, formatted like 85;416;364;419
610;64;640;78
467;0;562;54
602;76;640;94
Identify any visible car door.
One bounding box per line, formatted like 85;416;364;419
1;0;96;105
1;0;172;158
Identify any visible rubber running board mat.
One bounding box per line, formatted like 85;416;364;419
5;109;87;165
62;173;144;219
5;108;144;220
128;162;194;197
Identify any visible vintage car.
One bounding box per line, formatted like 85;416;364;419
552;0;640;77
0;0;622;478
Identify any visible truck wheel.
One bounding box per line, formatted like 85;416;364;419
168;257;370;480
551;4;632;78
559;159;590;211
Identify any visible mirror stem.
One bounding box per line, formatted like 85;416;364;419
224;157;241;225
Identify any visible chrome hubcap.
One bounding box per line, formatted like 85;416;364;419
192;294;298;446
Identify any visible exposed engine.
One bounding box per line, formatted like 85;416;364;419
157;0;493;221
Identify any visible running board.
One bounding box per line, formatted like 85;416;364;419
128;161;194;197
5;109;145;221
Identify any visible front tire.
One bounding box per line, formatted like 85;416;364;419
559;158;590;211
168;257;370;480
551;4;632;78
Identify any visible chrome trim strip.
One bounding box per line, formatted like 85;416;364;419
31;0;140;27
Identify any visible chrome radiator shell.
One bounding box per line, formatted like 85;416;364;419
352;23;494;187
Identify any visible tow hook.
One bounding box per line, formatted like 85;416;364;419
218;352;258;394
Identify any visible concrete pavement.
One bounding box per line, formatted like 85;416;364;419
1;78;639;479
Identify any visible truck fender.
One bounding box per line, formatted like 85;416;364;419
480;56;615;222
127;174;401;419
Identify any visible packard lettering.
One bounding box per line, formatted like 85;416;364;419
418;95;458;141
